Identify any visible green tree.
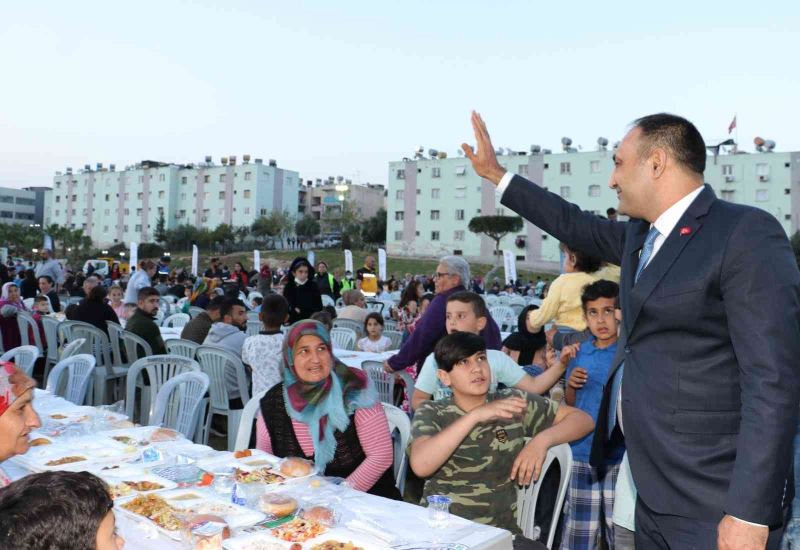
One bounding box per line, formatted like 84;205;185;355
213;223;235;254
251;215;278;247
361;208;387;246
468;215;523;262
154;211;167;244
295;215;321;241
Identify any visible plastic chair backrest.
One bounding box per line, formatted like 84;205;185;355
45;354;96;405
365;301;384;314
70;322;113;368
121;330;153;363
330;328;356;351
0;345;40;377
41;316;60;362
516;443;573;548
106;321;125;366
162;313;190;328
161;295;177;304
383;319;398;332
195;346;251;411
165;339;200;359
362;360;395;405
490;306;517;331
57;320;81;346
383;330;403;350
321;294;335;308
60;337;87;359
176;297;189;310
158;298;172;316
246;320;262;337
246;311;261;322
150;370;210;440
234;389;268;451
125;354;200;420
332;318;362;338
381;402;411;495
22;297;35;310
17;311;44;352
247;290;263;302
485;294;499;306
188;306;205;319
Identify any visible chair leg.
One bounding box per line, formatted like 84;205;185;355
141;389;151;425
227;411;243;452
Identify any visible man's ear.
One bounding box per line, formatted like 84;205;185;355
437;369;451;388
476;315;487;332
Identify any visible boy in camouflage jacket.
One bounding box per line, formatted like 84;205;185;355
409;331;594;533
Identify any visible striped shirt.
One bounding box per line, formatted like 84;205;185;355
256;402;394;493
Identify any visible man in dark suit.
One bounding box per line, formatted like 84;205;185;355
462;111;800;549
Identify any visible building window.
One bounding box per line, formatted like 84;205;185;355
430;210;440;220
560;186;571;198
103;226;108;232
243;189;251;199
203;175;210;183
135;224;142;232
136;208;142;216
105;194;110;201
138;176;144;183
219;174;225;182
243;207;250;214
159;174;165;181
722;164;733;176
455;209;465;220
396;169;405;179
180;193;186;200
104;209;110;215
124;193;129;200
156;190;164;199
394;231;404;240
137;192;144;200
432;167;441;178
756;163;770;176
497;207;505;215
181;176;187;184
518;165;528;176
455;187;466;199
204;192;209;200
124;208;130;215
721;190;735;202
755;189;768;202
395;211;404;221
785;188;791;195
454;230;465;241
455;165;467;176
431;231;440;241
244;172;252;181
218;191;226;200
55;196;60;203
395;190;404;200
590;160;600;173
431;188;440;199
588;185;601;197
560;162;571;175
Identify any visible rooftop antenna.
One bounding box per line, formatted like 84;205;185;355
561;137;577;153
530;144;542;154
597;137;609;151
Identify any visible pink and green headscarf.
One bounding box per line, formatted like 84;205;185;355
282;320;376;470
0;362;36;417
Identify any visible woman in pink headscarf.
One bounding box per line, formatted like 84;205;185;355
0;282;28;351
0;362;40;486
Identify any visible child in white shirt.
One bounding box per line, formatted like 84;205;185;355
242;295;289;394
357;312;391;352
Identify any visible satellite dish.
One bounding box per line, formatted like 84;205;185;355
764;140;776;151
597;137;609;149
428;148;438;157
221;157;228;165
561;137;572;147
530;145;541;154
754;137;765;152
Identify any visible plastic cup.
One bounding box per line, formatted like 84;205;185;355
426;494;451;528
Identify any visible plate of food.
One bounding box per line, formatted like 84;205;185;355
101;473;178;499
118;493;186;540
103;426;183;446
234;467;286;485
160;488;266;530
276;457;317;480
197;449;277;473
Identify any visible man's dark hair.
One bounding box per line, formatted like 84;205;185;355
581;279;620;309
0;470;113;550
323;305;337;319
251;296;263;306
206;295;226;311
633;113;706;175
606;207;617;216
87;285;107;303
220;298;246;320
434;331;487;373
310;310;333;331
261;294;289;328
560;242;603;274
137;286;160;302
446;290;489;319
38;275;54;286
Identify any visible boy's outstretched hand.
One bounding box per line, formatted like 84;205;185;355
560;343;580;367
472;396;527;424
510;436;549;486
567;368;588;390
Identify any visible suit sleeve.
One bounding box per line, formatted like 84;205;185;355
720;208;800;524
501;175;627;265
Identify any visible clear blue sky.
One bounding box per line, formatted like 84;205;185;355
1;0;798;189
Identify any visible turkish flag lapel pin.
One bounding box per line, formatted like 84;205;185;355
679;226;692;236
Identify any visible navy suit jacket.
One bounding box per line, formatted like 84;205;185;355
502;175;800;525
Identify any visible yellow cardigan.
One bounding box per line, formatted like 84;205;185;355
529;268;619;331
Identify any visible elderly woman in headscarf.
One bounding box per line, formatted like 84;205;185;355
189;278;219;310
0;362;40;487
0;282;29;351
282;257;323;324
256;321;400;499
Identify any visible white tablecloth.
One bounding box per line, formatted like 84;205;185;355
4;390;513;550
334;350;397;370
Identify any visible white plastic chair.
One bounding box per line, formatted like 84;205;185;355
161;295;177;304
40;316;61;376
158;297;172;317
45;354;96;405
330;327;356;351
70;322;125;405
162;313;190;328
22;297;35;310
383;318;398;332
149;370;210;441
234;389;268;451
106;321;127;367
362;360;395;405
60;337;87;360
383;330;403;350
246;320;262;337
16;311;45;357
165;338;200;359
188;306;205;319
0;345;40;377
490;305;517;332
246;311;261;323
516;443;574;548
321;294;336;308
365;301;384;315
195;346;251;451
57;320;82;347
121;330;153;364
125;354;200;425
176;297;189;311
382;403;411;496
332;318;363;339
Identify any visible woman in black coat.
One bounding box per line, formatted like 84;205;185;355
65;285;119;335
282;257;323;324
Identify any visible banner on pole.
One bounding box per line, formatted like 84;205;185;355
344;250;353;274
503;250;517;285
307;250;315;269
191;245;198;276
43;234;54;251
254;249;261;271
130;242;138;272
378;248;387;281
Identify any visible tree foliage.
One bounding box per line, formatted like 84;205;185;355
295;215;321;240
361;208;387;246
468;215;524;260
154;211;167;244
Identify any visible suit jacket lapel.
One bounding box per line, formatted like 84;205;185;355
626;186;716;331
622;221;650;338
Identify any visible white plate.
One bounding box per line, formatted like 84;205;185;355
160;488;266;529
223;526;382;549
101;472;179;500
196;449;277;473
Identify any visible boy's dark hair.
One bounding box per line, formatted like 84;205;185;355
207;295;226;311
434;331;487;373
33;295;48;303
310;310;333;331
220;298;246;319
0;470;113;550
261;294;289;328
446;291;488;319
559;242;603;274
137;286;160;302
323;305;337;319
606;207;617;216
251;296;263;306
363;312;384;332
581;279;620;309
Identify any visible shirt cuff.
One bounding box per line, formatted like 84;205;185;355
495;171;513;198
729;515;767;528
